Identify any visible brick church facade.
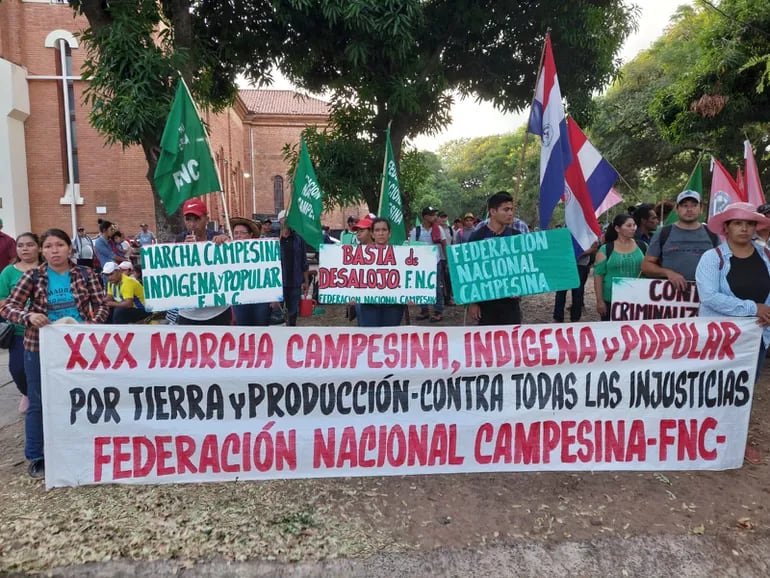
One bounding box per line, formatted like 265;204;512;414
0;0;363;241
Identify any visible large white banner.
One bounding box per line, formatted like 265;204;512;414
140;240;283;311
611;278;700;321
40;319;760;488
317;244;437;304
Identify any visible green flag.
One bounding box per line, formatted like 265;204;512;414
377;128;407;244
153;79;221;215
665;161;702;225
287;138;324;250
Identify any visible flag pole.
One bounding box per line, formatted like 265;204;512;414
377;121;393;217
513;31;550;215
178;76;232;238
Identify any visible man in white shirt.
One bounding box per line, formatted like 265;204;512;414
73;227;96;269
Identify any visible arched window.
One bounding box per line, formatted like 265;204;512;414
273;175;284;214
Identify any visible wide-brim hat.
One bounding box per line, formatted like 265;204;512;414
230;216;261;238
707;202;770;235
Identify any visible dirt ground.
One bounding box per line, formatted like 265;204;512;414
1;283;768;574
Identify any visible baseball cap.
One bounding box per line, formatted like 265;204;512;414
140;223;148;227
421;206;438;216
463;212;475;219
353;216;374;230
118;261;133;271
102;262;119;275
182;198;208;217
676;190;701;205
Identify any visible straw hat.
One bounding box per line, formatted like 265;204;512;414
707;202;770;235
230;216;261;238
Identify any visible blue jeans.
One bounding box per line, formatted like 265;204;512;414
358;304;405;327
23;350;43;461
421;260;445;316
9;333;27;395
233;302;271;326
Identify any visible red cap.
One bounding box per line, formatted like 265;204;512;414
353;216;374;230
182;198;207;217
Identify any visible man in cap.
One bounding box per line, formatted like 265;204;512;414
174;198;232;325
102;261;147;324
135;223;157;246
409;206;446;321
641;190;719;291
73;226;96;269
456;212;477;243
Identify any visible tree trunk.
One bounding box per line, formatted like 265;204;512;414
141;138;182;243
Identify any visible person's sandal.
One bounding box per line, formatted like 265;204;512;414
416;312;431;321
429;314;443;322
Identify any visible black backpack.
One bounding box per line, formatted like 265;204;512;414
658;224;719;252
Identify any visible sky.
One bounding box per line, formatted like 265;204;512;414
262;1;693;151
410;0;693;151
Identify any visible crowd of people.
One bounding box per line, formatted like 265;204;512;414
2;189;770;478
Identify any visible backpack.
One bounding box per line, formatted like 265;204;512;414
605;239;647;259
658;224;719;252
714;245;770;270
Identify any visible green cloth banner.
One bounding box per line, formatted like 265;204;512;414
153;79;221;215
378;128;406;245
446;228;579;305
287;138;324;250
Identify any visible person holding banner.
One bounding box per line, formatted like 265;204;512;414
355;217;406;327
1;228;109;479
593;213;645;321
230;217;274;326
696;202;770;381
279;218;310;327
174;198;233;326
467;191;522;325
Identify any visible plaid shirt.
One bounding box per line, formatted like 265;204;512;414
0;263;108;352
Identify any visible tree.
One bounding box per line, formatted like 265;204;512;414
648;0;770;188
590;5;708;202
277;0;639;216
438;130;540;226
70;0;278;238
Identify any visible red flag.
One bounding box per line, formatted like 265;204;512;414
709;158;742;219
744;140;766;207
735;167;745;201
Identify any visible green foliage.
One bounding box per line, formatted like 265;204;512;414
76;0;180;148
592;0;770;204
275;0;637;210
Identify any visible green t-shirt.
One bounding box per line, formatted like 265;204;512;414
0;264;27;335
593;245;644;303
